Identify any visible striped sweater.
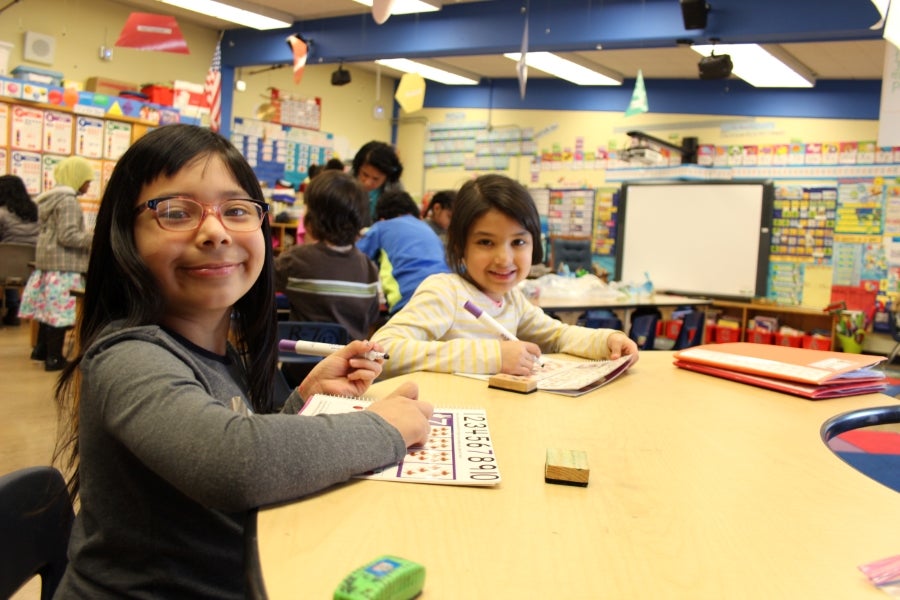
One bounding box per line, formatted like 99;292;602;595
372;273;620;378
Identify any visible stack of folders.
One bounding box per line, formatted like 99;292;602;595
673;342;888;399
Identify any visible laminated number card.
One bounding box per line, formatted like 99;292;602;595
300;395;501;486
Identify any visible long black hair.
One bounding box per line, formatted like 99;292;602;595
55;124;278;498
0;174;38;222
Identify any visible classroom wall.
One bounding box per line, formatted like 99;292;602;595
0;0;218;93
228;63;396;166
406;106;880;196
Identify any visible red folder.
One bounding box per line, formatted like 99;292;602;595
674;360;887;399
673;342;887;398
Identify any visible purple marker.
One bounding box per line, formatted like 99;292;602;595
463;299;544;366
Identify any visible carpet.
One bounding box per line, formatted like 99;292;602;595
833;427;900;493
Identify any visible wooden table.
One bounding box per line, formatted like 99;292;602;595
252;352;900;599
535;292;711;327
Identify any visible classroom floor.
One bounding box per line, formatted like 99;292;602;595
0;321;58;599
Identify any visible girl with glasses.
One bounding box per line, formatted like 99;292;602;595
52;124;432;599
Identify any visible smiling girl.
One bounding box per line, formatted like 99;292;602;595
52;124;431;598
371;173;639;379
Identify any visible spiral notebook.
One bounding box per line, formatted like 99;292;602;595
300;394;501;486
457;354;636;396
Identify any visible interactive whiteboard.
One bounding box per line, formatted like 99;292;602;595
614;182;773;299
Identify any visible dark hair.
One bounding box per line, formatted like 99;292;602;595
324;158;345;171
424;189;455;217
351;141;403;185
446;174;543;275
0;174;38;222
307;164;322;179
54;124;277;499
375;190;420;220
303;170;366;245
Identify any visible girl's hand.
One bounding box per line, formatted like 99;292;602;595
367;381;434;447
607;332;640;362
297;340;385;399
499;340;543;376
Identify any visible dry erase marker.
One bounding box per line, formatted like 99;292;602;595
278;339;389;361
463;300;544;367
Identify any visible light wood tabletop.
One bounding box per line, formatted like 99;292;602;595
534;292;711;314
253;352;900;599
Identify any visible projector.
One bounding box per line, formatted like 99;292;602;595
620;147;664;166
331;66;351;86
698;53;733;80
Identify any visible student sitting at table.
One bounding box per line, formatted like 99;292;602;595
357;189;449;316
51;124;432;599
371;173;639;379
275;170;381;385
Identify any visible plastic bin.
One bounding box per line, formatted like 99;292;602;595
715;326;742;343
803;334;832;350
774;332;804;347
747;328;773;344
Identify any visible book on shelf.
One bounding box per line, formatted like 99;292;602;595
300;394;500;486
458;354;636;396
673;342;887;399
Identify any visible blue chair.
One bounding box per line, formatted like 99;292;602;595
0;466;74;600
671;310;705;350
629;311;660;350
278;321;350;388
550;237;593;273
578;309;623;331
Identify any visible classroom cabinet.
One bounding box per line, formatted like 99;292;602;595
709;300;837;350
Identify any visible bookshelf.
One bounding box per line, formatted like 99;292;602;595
709;300;837;350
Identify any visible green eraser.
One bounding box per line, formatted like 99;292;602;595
334;555;425;600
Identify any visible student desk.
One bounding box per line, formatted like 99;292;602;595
251;352;900;599
534;292;712;327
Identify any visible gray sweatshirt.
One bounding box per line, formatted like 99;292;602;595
55;323;405;599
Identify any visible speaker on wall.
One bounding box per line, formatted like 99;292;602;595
680;0;710;30
23;31;56;65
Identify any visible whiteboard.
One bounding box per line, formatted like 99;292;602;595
614;182;773;299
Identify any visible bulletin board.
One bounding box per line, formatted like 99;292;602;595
615;181;774;299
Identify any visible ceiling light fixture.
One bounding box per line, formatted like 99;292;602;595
503;52;623;86
690;43;815;87
375;58;479;85
155;0;292;30
351;0;441;15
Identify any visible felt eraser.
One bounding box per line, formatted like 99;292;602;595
544;448;589;487
488;373;537;394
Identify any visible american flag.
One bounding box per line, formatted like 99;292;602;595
205;38;222;132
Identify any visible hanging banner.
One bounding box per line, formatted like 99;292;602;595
115;12;189;54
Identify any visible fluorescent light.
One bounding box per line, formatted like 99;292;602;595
503;52;623;86
376;58;479;85
155;0;292;30
691;44;815;88
352;0;441;15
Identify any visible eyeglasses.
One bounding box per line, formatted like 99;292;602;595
136;196;269;232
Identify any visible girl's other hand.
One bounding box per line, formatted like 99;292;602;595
367;381;433;447
607;332;640;362
499;340;542;376
298;340;386;399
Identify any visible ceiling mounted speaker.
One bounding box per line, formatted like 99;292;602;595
680;0;710;30
698;53;732;80
23;31;56;65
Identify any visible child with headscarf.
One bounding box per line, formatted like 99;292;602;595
19;156;94;370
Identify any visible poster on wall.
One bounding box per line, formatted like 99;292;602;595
10;150;42;194
43;110;73;155
0;103;8;148
75;116;104;159
10;105;43;152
